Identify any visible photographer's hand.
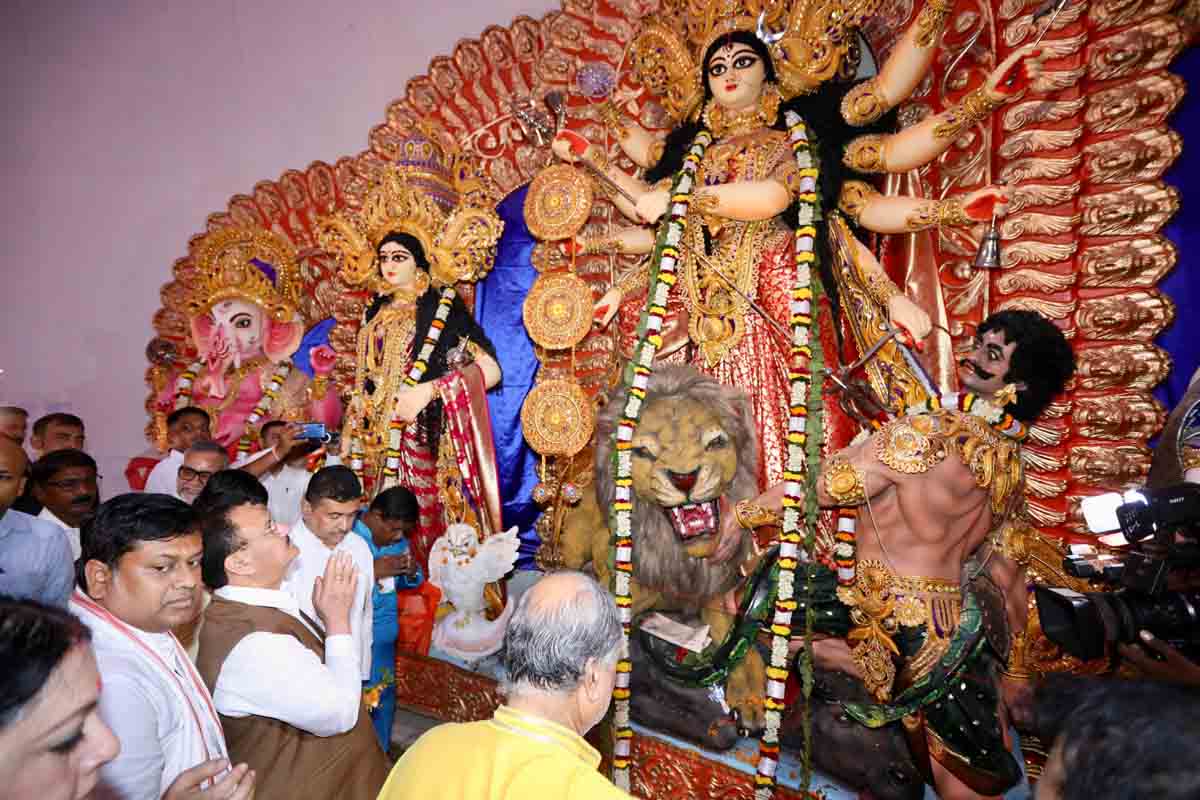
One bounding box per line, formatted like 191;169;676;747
1118;630;1200;687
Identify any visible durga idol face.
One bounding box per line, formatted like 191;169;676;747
207;298;266;369
706;42;767;112
378;241;419;289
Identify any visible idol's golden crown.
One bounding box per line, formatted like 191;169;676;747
183;227;301;323
632;0;883;119
317;139;503;289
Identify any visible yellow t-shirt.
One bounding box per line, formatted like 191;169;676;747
377;705;629;800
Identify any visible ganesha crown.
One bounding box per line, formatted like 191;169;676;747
182;226;300;323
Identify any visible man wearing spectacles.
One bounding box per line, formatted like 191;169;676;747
176;441;229;504
31;448;99;560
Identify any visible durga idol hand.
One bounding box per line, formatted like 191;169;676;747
984;43;1046;102
552;130;592;163
960;184;1012;222
593;287;622;330
392;382;435;423
887;295;932;342
636;188;671;225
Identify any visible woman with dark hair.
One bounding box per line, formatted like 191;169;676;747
552;3;1041;492
339;228;502;564
0;598;255;800
0;597;116;800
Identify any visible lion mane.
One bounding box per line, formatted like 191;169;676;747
595;366;759;600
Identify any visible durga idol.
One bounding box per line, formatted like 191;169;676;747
552;0;1042;492
319;164;505;565
151;227;341;457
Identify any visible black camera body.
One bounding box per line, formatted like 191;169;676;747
1036;484;1200;662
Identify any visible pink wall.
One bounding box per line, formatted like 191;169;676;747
0;0;551;492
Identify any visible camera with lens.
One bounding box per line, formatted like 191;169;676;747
1035;483;1200;662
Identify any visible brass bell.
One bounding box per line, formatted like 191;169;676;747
973;213;1002;270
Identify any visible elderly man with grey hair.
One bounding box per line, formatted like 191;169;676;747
378;570;629;799
175;440;229;504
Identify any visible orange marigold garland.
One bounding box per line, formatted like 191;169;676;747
609;131;711;791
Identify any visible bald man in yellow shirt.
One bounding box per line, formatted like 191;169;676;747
377;571;629;799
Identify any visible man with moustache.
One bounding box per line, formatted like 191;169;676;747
196;483;390;799
145;407;214;496
790;310;1075;800
71;493;252;800
175;441;229;504
0;437;74;607
31;448;99;560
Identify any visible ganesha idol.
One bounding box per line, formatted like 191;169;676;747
148;227;342;459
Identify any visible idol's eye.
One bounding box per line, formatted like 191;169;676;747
733;54;758;70
632;445;657;460
232;314;253;329
708;62;728;77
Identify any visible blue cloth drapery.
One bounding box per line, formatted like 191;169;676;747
475;185;543;567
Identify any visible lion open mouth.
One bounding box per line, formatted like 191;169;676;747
667;500;719;541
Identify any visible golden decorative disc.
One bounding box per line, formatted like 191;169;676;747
520;379;595;457
524;165;593;241
523;272;593;350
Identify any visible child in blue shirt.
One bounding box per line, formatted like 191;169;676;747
353;486;423;749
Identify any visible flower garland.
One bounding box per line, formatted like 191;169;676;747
172;358;292;457
754;110;823;800
362;668;395;711
373;285;457;483
608;131;711;791
236;362;293;457
173;360;204;407
910;391;1028;441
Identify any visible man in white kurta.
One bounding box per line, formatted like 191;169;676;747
285;465;374;678
144;407;212;496
71;493;230;799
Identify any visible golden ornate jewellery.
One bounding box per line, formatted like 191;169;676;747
915;0;955;49
523;164;594;241
838;180;878;225
734;499;780;530
520;378;595;457
522;272;594;350
702;85;782;139
1182;447;1200;471
841;77;888;127
186;227;301;323
875;415;947;474
843;133;888;173
824;455;868;506
904;197;974;231
933;85;1005;141
530;241;568;273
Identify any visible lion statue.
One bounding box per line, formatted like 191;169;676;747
560;366;766;733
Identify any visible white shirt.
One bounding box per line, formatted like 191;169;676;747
144;449;184;496
38;506;80;560
71;590;228;800
286;517;374;678
210;585;362;737
260;464;313;528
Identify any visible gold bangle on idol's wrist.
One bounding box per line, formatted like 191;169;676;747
841;77;888;127
734;499;779;530
824;455;868;506
933;86;1004;141
843;134;888;174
